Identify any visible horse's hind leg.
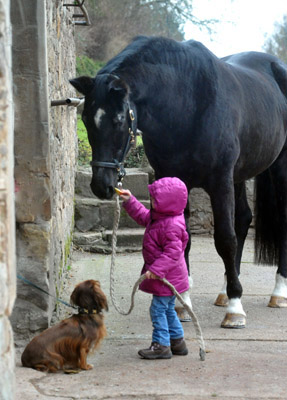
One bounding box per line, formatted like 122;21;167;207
214;182;252;307
234;182;253;273
184;199;192;277
267;150;287;307
209;176;246;328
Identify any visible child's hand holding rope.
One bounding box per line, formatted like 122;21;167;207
146;271;158;279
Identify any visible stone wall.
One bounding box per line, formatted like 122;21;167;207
74;168;255;255
11;1;77;339
0;1;16;398
141;167;254;235
46;0;77;306
190;180;254;235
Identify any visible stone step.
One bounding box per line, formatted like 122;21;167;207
104;228;144;248
74;167;150;251
76;166;150;199
73;228;144;253
73;167;256;252
75;197;150;232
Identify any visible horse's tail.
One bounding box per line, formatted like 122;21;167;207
254;169;279;265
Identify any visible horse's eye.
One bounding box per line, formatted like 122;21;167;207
113;113;125;124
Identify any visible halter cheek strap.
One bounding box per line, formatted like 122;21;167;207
90;101;137;182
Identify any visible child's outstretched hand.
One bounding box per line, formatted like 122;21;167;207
146;271;158;279
115;188;131;202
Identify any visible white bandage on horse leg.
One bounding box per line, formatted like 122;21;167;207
188;275;193;289
175;275;193;309
219;274;227;295
226;298;246;316
176;289;192;310
272;273;287;297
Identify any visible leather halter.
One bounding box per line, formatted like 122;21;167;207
90;102;137;182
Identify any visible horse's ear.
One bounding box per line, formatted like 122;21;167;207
108;78;129;99
69;76;95;95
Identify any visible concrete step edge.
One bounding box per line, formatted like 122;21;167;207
76;167;150;199
75;196;150;205
73;229;144;254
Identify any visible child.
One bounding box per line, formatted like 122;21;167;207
119;177;190;359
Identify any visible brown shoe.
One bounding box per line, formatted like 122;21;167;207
138;342;172;359
170;338;188;355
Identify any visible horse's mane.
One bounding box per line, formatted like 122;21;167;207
97;36;217;78
96;36;220;116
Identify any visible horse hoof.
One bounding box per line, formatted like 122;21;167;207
221;313;246;329
175;307;192;322
214;293;229;307
268;296;287;308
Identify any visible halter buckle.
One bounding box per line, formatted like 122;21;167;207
129;109;135;121
129;127;135;143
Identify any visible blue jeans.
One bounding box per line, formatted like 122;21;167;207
150;295;184;347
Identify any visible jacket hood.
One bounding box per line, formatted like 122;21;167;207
148;177;188;215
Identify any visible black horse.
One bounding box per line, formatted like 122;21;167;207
70;36;287;328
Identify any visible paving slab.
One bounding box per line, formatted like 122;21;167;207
15;236;287;399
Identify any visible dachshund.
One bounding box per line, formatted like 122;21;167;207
21;280;108;373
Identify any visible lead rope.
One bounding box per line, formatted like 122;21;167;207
110;195;206;361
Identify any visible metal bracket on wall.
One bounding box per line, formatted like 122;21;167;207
64;0;91;26
51;98;85;107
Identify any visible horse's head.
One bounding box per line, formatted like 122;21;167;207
70;74;137;199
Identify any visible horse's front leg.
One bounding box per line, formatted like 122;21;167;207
214;182;252;307
209;179;246;328
175;199;193;321
184;199;192;276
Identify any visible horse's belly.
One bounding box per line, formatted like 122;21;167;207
234;133;286;182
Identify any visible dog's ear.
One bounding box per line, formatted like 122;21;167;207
70;280;93;308
91;281;108;312
70;280;108;312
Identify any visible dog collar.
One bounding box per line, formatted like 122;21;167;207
78;307;98;315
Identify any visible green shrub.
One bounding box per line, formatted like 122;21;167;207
124;143;145;168
76;55;105;77
77;116;92;165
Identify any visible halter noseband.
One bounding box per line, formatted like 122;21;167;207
90;102;137;182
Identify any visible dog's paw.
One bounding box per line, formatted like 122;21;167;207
86;364;93;370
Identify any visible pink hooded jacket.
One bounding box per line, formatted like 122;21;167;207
122;177;189;296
